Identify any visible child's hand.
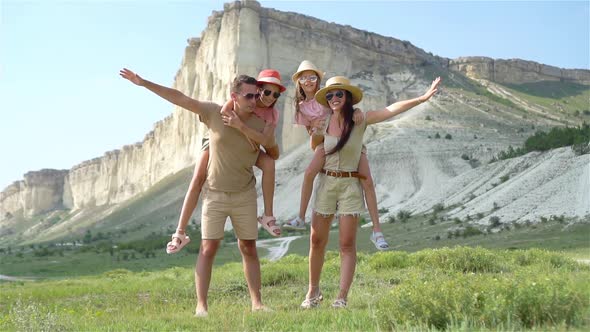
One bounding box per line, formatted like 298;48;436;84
222;111;244;130
310;118;326;134
220;100;234;116
352;108;364;123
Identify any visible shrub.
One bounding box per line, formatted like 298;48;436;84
461;153;470;160
445;133;452;139
490;216;501;227
434;132;441;139
397;210;412;223
433;203;445;213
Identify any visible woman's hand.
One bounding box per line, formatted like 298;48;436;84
419;77;441;102
119;68;144;86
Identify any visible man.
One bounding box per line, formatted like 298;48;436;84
120;68;273;316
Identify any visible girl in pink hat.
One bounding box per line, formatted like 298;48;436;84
284;60;391;251
165;69;286;253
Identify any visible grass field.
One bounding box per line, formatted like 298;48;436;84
1;247;588;331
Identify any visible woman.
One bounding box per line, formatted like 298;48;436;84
165;69;286;253
284;60;390;251
301;75;441;308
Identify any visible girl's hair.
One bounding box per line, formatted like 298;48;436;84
293;72;320;113
326;90;355;155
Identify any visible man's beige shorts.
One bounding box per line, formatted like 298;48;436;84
313;174;365;216
201;187;258;240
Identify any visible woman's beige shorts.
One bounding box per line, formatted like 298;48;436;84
313;174;365;216
201;187;258;240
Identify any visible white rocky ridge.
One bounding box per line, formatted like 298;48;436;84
1;0;588;233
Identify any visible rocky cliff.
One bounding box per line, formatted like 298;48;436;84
449;57;590;85
1;0;588;224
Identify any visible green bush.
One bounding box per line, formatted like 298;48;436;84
368;251;411;270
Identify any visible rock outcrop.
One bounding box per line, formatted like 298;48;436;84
1;0;589;224
449;57;590;85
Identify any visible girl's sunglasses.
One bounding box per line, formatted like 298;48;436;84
298;75;318;84
262;89;281;99
325;90;344;101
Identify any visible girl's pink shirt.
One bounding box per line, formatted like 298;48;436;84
294;99;330;126
253;106;279;126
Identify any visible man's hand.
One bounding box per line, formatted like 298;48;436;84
119;68;144;86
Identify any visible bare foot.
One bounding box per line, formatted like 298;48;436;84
252;305;272;312
195;304;208;318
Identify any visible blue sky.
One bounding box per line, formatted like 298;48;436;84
1;0;588;190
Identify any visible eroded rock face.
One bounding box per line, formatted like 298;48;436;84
0;169;68;218
1;0;588;222
449;57;590;85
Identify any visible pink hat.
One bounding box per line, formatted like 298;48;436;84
257;69;286;92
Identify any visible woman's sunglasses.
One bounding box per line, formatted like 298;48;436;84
298;75;318;84
238;92;261;100
262;89;281;99
325;90;344;101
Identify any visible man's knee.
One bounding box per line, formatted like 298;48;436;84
199;241;220;258
238;239;258;257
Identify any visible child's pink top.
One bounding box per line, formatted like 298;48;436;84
253;106;279;126
294;99;330;126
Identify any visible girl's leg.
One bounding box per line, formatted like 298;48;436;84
359;153;389;250
306;212;333;300
169;149;209;251
255;152;280;236
336;214;359;301
255;151;275;218
286;148;324;229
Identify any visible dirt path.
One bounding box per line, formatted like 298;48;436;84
0;274;36;282
257;235;302;261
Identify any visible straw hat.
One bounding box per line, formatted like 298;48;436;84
315;76;363;106
257;69;286;92
291;60;325;84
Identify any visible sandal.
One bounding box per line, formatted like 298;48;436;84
370;231;389;251
332;298;347;309
166;231;191;254
258;215;281;237
283;216;306;231
300;292;323;309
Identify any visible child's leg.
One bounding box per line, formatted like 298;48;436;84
169;149;209;250
358;152;382;233
255;151;275;217
299;147;325;220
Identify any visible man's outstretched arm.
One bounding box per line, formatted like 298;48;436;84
120;68;202;115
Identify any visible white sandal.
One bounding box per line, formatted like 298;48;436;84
300;292;323;309
284;216;306;231
166;230;191;254
370;231;389;251
332;298;347;308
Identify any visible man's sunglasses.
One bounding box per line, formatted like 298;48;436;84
262;89;281;99
325;90;345;101
298;75;318;84
238;92;261;100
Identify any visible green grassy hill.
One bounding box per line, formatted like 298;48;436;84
1;247;588;331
